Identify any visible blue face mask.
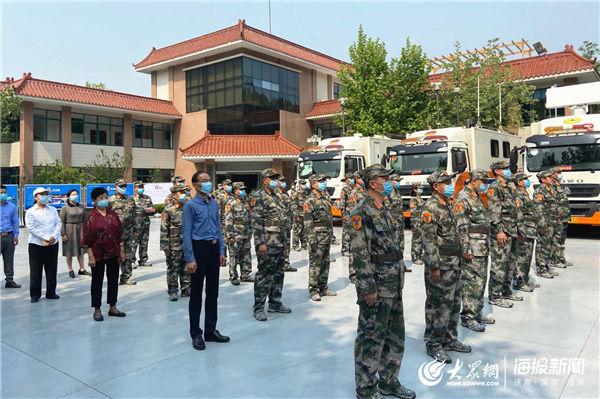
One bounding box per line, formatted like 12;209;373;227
38;195;50;204
178;194;187;202
97;199;109;209
443;184;455;198
524;180;531;188
225;186;232;193
478;183;488;193
503;169;512;179
393;182;401;189
280;182;287;190
318;181;327;192
381;181;393;197
201;182;213;195
303;184;310;190
417;188;423;195
117;187;126;195
269;180;279;190
136;188;144;195
239;190;247;198
360;181;365;188
349;179;355;186
557;174;563;182
0;194;7;202
70;195;79;203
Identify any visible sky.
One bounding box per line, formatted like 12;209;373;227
2;1;599;97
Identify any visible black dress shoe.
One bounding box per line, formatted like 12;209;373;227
192;335;206;350
94;313;104;322
5;281;21;288
46;294;60;299
69;271;76;278
30;298;39;303
108;310;126;317
204;330;230;343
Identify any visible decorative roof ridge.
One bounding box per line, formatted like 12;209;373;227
179;130;303;153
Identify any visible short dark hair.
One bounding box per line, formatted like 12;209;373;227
191;171;207;183
0;185;6;190
66;189;78;197
91;187;108;201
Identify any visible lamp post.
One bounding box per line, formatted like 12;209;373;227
432;82;441;128
339;97;348;135
454;86;461;126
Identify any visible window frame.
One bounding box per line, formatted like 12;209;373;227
71;113;123;146
490;139;500;158
132;120;173;149
33;108;61;142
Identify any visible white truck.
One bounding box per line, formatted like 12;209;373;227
385;126;521;218
295;134;403;216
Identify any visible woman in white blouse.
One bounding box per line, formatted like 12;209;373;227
25;187;62;302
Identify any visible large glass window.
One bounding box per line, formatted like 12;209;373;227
33;109;61;142
526;145;600;172
72;113;123;146
333;82;343;99
390;152;448;175
134;168;174;182
132;121;173;149
314;122;343;139
186;56;299;135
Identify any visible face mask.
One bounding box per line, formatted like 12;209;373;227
269;180;279;190
201;182;213;195
380;181;393;197
0;194;7;202
557;174;563;182
478;183;488;193
443;184;455;198
503;169;511;179
97;199;109;208
38;195;50;204
318;181;327;192
360;181;365;188
349;179;355;186
303;184;310;190
225;186;232;193
394;182;401;189
239;190;247;198
280;182;286;190
417;188;423;195
136;189;144;195
524;180;531;188
178;194;187;202
117;187;126;195
70;195;79;203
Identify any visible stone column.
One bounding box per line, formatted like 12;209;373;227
123;114;133;181
61;106;72;166
19;101;34;184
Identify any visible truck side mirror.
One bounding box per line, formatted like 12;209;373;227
509;148;518;173
381;154;389;167
454;150;467;173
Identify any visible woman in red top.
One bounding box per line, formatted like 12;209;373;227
82;187;126;321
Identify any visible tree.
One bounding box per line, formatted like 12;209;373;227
85;149;133;183
85;81;108;90
578;41;599;69
149;167;163;183
33;161;86;185
1;86;22;143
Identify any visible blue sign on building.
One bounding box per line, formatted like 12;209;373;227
86;183;134;208
24;184;82;210
4;184;18;205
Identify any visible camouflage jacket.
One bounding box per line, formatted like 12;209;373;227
453;186;490;257
514;187;544;239
339;184;354;217
132;194;155;225
303;191;333;241
555;184;571;221
290;188;307;218
409;196;425;231
349;194;404;298
250;187;286;248
532;184;559;229
224;196;251;240
420;193;462;270
108;194;136;228
276;190;293;229
160;203;183;251
216;192;232;226
384;190;405;249
487;179;523;237
346;186;366;214
164;193;174;207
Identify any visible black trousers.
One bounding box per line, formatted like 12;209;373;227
1;233;15;281
29;243;58;299
189;240;220;339
91;257;119;308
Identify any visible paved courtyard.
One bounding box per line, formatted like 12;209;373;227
1;220;598;399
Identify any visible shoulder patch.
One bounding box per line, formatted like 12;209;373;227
303;203;309;212
487;189;495;198
391;218;396;224
352;215;362;230
455;202;463;213
375;201;382;209
515;199;521;208
350;195;356;203
536;194;543;202
410;201;415;209
422;211;432;224
292;194;296;199
225;204;231;212
250;197;257;207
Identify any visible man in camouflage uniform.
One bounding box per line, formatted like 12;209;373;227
340;172;356;256
291;179;308;251
512;173;542;291
550;167;572;268
454;169;494;332
421;171;471;364
487;161;524;308
109;179;137;285
160;184;190;301
387;174;409;272
251;168;292;321
224;182;254;285
533;169;561;279
278;177;297;272
304;174;336;301
349;164;415;399
132;181;155;268
409;184;425;266
346;171;367;284
216;179;232;264
164;176;186;206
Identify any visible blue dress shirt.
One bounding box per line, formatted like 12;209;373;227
182;194;224;263
0;201;20;238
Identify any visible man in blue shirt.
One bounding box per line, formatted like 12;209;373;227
183;171;229;351
0;185;21;288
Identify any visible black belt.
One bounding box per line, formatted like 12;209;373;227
524;217;537;223
469;226;489;234
371;250;403;263
439;244;461;256
193;239;218;245
1;232;14;236
501;212;517;218
312;221;330;227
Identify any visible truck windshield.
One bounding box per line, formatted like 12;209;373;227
298;159;341;179
526;144;600;172
390;152;448;175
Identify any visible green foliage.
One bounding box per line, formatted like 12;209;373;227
85;149;133;183
33;161;86;185
578;41;600;69
85;81;108;90
154;203;165;214
149;167;163;183
1;86;22;143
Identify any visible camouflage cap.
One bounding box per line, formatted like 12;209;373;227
133;180;144;187
470;168;489;181
411;182;423;188
537;169;554;179
261;168;280;178
114;179;126;187
426;171;456;186
221;179;232;185
308;174;327;183
298;179;307;184
353;171;362;179
549;167;561;175
278;175;286;181
232;181;246;190
345;172;354;179
390;173;403;181
170;184;186;193
513;172;530;182
184;184;192;191
490;160;510;170
172;176;185;184
360;164;393;183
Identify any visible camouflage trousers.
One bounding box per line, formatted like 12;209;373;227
283;227;291;269
308;232;331;295
424;260;461;347
355;297;405;398
488;235;519;299
552;222;568;264
460;256;488;322
119;227;136;282
515;237;535;286
535;225;555;273
133;221;150;265
229;237;252;280
341;220;351;256
292;218;305;250
166;249;190;295
411;225;424;262
348;254;357;280
253;244;285;312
